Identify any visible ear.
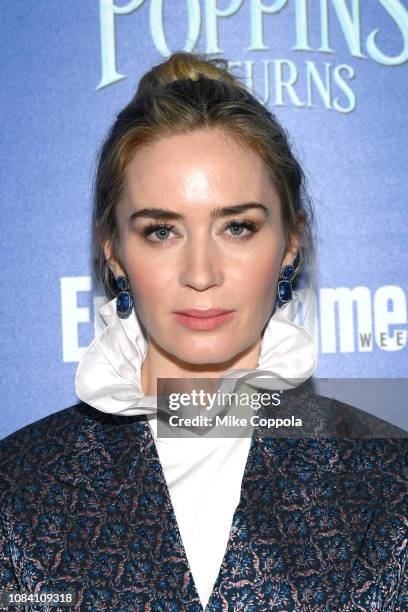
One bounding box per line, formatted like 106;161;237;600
103;239;126;279
281;210;305;269
281;237;299;268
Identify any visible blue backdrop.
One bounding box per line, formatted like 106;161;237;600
1;0;407;438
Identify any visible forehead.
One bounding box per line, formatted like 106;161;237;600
119;128;279;214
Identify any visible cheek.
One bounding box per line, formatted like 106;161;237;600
257;253;282;291
227;242;283;298
243;263;280;310
122;256;164;312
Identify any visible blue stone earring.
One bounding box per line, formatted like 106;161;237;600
115;275;133;319
277;265;295;303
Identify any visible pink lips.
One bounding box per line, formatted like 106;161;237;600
173;308;236;331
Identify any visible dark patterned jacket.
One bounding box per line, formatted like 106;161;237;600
0;386;407;611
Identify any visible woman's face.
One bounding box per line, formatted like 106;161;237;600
107;127;299;366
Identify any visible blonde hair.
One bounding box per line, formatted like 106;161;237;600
92;51;315;299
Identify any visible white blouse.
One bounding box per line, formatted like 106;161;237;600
148;415;253;608
75;294;317;608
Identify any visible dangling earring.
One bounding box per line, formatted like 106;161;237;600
115;275;133;318
277;265;295;303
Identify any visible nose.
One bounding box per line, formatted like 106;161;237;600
178;236;224;291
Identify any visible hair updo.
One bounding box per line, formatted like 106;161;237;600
92;51;315;300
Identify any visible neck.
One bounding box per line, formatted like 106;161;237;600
141;336;262;396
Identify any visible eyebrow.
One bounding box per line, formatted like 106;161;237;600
128;202;271;223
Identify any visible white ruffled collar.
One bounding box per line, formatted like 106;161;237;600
75;293;317;417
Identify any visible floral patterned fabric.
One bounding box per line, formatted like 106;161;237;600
0;388;407;611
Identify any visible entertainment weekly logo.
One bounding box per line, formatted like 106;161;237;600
96;0;407;114
60;277;407;362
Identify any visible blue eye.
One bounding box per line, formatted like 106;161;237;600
225;219;259;239
143;223;174;241
153;227;171;240
229;222;245;235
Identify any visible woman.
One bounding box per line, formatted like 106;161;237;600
1;52;407;611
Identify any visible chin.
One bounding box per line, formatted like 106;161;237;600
169;342;246;369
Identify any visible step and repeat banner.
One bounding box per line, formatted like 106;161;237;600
1;0;407;438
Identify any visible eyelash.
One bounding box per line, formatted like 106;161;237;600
142;218;260;243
